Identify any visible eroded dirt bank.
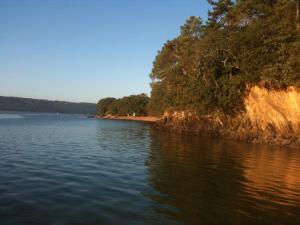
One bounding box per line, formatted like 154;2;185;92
156;86;300;148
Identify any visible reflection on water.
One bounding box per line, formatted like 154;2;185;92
147;130;300;225
0;112;299;225
243;147;300;208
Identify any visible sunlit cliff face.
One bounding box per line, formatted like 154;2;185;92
245;86;300;133
163;85;300;139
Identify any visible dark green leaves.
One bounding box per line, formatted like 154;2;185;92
148;0;300;115
96;94;149;116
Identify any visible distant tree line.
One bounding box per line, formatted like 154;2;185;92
148;0;300;115
0;96;96;114
96;94;149;116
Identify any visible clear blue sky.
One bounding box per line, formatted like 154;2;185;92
0;0;210;103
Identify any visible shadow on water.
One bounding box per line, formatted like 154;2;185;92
146;129;300;225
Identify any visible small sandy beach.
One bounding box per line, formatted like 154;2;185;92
94;115;160;123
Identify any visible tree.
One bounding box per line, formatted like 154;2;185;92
96;97;115;115
206;0;234;29
96;94;150;116
148;0;300;116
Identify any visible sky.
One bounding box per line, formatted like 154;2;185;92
0;0;210;103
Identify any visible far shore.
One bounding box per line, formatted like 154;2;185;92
94;115;160;123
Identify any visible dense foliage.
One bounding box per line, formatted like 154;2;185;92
96;94;149;116
0;96;96;114
149;0;300;115
96;97;116;116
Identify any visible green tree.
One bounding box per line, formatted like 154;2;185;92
96;94;150;116
96;97;115;115
148;0;300;116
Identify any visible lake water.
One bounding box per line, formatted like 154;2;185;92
0;112;299;225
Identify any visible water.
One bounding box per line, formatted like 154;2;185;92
0;112;299;225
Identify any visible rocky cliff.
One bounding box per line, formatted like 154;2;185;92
156;86;300;148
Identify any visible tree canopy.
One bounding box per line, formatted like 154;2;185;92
96;94;149;116
149;0;300;115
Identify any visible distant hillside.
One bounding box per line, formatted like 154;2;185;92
0;96;96;114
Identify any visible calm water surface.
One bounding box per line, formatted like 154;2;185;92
0;112;299;225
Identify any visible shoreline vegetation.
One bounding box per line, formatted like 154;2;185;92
0;96;96;114
95;1;300;148
155;86;300;148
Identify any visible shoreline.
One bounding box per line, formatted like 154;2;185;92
94;115;160;123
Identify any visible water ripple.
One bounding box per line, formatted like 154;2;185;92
0;113;299;225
